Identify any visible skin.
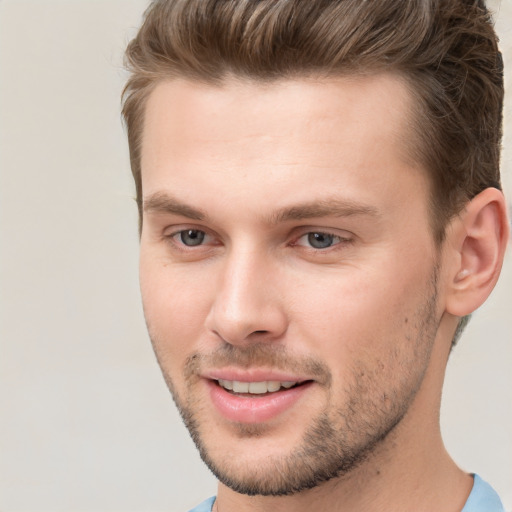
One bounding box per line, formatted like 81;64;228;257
138;74;508;511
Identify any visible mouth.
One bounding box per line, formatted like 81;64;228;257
216;379;303;395
205;376;314;423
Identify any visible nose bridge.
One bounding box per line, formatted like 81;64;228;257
206;241;286;344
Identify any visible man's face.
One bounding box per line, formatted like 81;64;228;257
139;74;443;495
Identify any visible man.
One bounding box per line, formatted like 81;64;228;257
122;1;509;510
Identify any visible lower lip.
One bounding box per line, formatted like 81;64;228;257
207;380;313;423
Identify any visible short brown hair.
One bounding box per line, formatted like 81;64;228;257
122;0;504;243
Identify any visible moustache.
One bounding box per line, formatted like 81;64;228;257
184;343;331;385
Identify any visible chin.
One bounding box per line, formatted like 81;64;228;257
185;407;404;496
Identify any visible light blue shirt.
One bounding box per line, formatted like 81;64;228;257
461;474;506;512
188;474;505;512
188;496;215;512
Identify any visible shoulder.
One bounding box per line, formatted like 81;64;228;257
461;474;506;512
187;496;216;512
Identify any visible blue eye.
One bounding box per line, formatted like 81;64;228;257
307;232;336;249
178;229;206;246
294;231;348;250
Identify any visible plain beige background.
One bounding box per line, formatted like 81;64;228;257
0;1;510;510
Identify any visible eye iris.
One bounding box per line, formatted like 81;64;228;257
308;232;334;249
180;229;205;246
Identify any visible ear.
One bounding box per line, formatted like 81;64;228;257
444;187;510;317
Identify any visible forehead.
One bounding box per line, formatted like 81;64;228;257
141;73;415;167
140;74;427;224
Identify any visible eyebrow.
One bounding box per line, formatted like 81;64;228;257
143;192;380;224
269;199;380;224
143;192;206;220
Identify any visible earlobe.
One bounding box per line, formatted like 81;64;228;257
445;187;509;317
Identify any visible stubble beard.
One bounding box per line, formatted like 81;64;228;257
149;268;440;497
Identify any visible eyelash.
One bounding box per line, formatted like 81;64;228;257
292;232;351;250
166;227;352;252
167;229;216;250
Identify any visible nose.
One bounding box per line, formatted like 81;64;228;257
204;246;288;345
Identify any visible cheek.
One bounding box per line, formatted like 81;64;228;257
139;254;215;362
287;257;435;364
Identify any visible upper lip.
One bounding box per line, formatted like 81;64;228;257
203;369;311;383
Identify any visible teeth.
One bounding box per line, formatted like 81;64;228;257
218;380;299;394
218;379;233;390
232;381;249;393
248;382;267;394
267;381;281;392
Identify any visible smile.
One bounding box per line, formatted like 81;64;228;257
217;379;298;394
207;378;313;423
